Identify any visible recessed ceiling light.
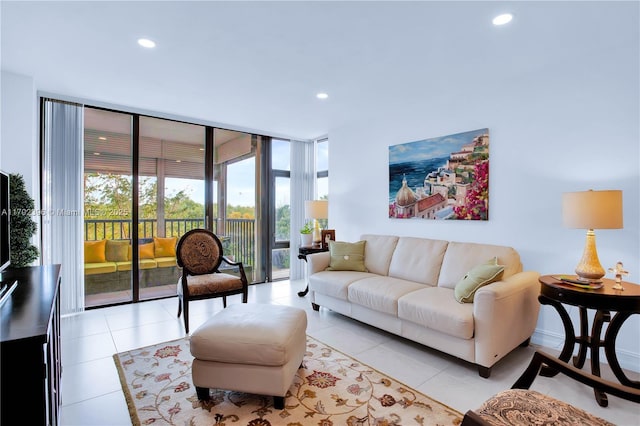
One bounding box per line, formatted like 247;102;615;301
316;93;329;100
93;152;101;156
138;38;156;48
199;148;205;151
492;13;513;26
176;160;182;163
98;136;107;141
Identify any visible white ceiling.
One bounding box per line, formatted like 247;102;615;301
1;1;637;140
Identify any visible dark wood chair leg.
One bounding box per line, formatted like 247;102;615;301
177;296;182;318
478;365;491;378
312;303;320;311
273;396;285;409
196;386;210;401
183;300;190;334
222;295;227;308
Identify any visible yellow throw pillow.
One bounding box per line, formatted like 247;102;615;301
154;237;177;258
84;239;107;264
105;240;129;262
454;257;505;303
326;240;368;272
139;242;155;259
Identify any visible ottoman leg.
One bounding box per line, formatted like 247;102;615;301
273;396;285;409
196;386;210;401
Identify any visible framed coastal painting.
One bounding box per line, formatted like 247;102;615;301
388;128;490;221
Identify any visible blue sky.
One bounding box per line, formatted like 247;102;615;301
389;128;487;165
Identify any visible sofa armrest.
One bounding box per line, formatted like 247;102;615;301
473;271;541;368
307;251;330;275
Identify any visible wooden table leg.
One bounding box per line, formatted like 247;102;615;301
539;295;576;377
572;307;589;368
590;310;609;407
605;311;640;388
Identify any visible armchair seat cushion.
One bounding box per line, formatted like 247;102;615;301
178;273;244;296
473;389;613;426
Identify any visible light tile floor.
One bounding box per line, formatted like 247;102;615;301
60;280;640;425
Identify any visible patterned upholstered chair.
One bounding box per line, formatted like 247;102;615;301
176;229;248;333
461;351;640;425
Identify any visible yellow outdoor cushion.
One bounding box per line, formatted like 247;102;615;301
84;262;117;275
105;240;129;262
155;256;177;268
84;240;107;264
139;242;155;259
140;259;158;269
115;261;132;272
154;237;177;258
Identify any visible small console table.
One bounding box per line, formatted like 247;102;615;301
297;245;329;297
538;275;640;407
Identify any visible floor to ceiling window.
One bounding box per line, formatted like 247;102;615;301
82;107;268;308
83;108;134;307
271;139;291;280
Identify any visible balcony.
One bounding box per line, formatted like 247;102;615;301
84;218;257;307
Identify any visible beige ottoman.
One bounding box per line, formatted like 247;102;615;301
189;303;307;409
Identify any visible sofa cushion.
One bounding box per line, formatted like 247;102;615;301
326;240;367;272
139;242;155;259
309;270;373;300
398;287;474;340
454;257;505;303
84;262;117;275
84;239;107;263
361;234;399;276
155;256;177;268
388;237;448;284
437;241;522;289
105;240;129;262
154;236;177;258
348;276;427;316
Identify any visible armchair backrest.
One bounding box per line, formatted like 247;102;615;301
176;229;224;276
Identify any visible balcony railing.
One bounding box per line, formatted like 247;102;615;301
84;218;255;268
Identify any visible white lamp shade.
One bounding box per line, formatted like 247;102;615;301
304;200;328;219
562;190;623;229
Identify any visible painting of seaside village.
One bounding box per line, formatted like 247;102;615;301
389;128;490;221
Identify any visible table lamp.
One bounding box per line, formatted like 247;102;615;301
562;189;623;282
304;200;328;245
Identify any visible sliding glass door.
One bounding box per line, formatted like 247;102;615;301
82;107;271;308
138;117;206;301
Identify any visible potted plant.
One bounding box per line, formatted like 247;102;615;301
300;222;313;247
9;173;39;267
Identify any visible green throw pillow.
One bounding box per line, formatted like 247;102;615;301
326;240;368;272
105;240;129;262
454;257;505;303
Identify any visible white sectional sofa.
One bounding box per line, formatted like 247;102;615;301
307;234;540;377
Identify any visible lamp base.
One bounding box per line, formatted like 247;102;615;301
574;229;605;283
312;219;322;245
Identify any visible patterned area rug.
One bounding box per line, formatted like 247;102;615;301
114;336;462;426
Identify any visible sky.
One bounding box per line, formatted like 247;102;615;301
388;128;487;165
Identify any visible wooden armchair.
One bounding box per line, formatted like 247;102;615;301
176;229;248;333
462;350;640;425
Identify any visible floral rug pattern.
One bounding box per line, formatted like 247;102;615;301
114;336;462;426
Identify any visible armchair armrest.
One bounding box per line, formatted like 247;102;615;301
473;271;541;369
513;350;640;402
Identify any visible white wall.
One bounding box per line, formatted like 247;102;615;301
328;31;639;371
0;71;39;199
